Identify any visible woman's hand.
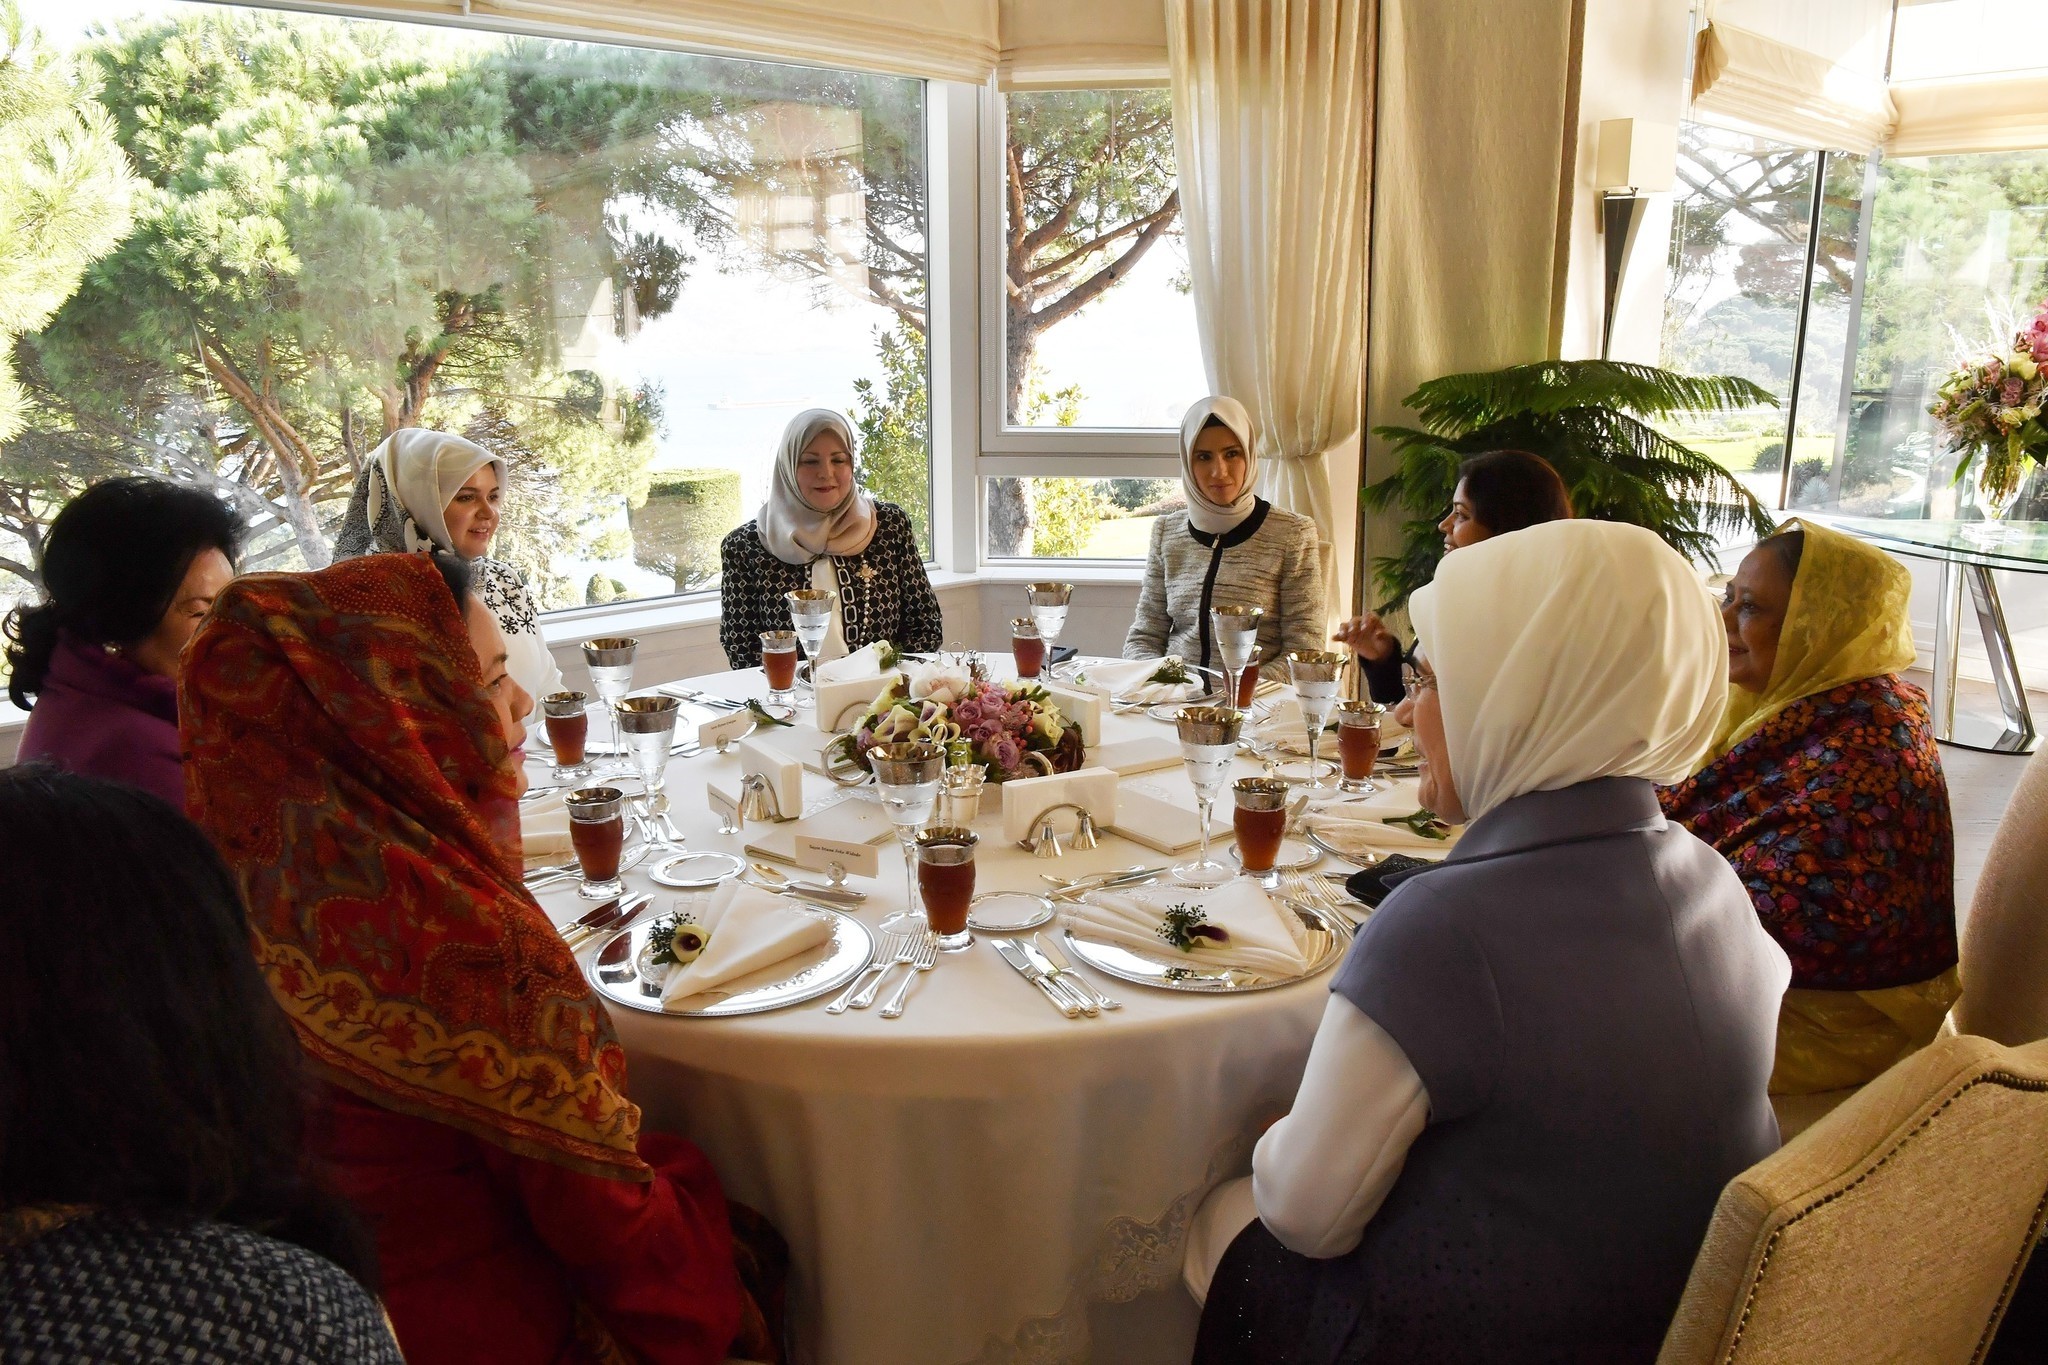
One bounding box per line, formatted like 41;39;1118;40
1332;613;1399;662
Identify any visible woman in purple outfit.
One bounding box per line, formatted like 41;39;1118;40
5;478;240;807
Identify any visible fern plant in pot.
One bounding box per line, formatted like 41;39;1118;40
1365;360;1780;610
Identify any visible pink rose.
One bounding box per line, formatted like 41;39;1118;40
2004;377;2028;406
989;734;1024;772
952;699;983;727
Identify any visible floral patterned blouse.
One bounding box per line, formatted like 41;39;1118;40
1659;674;1958;991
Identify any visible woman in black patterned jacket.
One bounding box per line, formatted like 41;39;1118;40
719;409;944;669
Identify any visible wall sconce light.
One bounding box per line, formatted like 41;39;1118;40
1595;118;1678;358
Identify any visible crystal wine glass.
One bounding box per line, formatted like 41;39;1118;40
580;637;637;771
870;739;945;935
785;589;836;709
1173;705;1244;886
615;695;682;848
1285;651;1346;792
1024;583;1073;678
1210;604;1264;709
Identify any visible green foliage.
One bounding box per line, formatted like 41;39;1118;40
1103;477;1177;513
1016;375;1106;559
1365;360;1780;611
628;466;740;593
0;0;138;442
850;323;929;556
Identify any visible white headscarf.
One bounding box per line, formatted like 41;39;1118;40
755;409;878;566
1178;396;1260;536
1407;519;1726;821
335;429;504;559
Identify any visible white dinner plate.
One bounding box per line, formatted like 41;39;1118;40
589;908;874;1017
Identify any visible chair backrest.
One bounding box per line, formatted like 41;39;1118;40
1659;1033;2048;1365
1955;744;2048;1046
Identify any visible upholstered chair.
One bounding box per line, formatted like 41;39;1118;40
1955;743;2048;1047
1659;1033;2048;1365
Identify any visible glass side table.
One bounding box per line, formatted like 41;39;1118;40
1812;515;2043;754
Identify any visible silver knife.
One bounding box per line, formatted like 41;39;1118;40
564;892;651;947
1017;937;1097;1016
1032;933;1121;1012
993;940;1081;1018
1046;866;1168;901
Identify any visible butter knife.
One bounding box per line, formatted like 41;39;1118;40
992;940;1080;1018
1017;937;1097;1016
1032;933;1121;1012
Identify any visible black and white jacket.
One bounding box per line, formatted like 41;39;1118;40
1124;500;1326;672
717;501;944;669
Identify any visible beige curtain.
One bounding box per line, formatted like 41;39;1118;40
1890;72;2048;156
999;0;1168;89
1166;0;1371;570
1691;0;1898;151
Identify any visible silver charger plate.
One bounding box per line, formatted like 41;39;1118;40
589;908;874;1017
1300;824;1386;867
966;890;1056;933
1228;837;1320;872
1060;900;1349;994
649;851;745;889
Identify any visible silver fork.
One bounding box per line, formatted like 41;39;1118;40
827;932;905;1014
847;932;918;1011
880;933;938;1019
1033;933;1121;1012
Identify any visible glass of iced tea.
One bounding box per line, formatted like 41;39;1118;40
1335;701;1387;795
914;826;978;953
760;630;800;715
565;786;628;901
1232;777;1290;888
1235;647;1263;708
1009;618;1045;680
540;691;592;779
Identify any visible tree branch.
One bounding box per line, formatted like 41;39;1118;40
1018;189;1181;336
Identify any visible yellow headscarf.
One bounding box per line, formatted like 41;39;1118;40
1711;518;1916;756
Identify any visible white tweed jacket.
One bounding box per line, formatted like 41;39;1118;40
1124;501;1326;672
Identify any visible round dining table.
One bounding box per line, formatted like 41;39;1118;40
527;660;1423;1365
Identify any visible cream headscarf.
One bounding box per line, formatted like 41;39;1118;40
1409;519;1727;821
1710;517;1916;757
1178;396;1260;536
755;409;878;566
333;429;504;560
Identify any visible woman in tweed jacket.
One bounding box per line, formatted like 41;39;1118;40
720;409;944;669
1126;397;1326;671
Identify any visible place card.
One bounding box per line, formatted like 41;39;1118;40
815;670;900;733
1041;681;1105;747
1110;783;1228;854
794;833;880;879
736;735;802;818
1001;766;1119;846
697;709;755;753
1092;734;1184;776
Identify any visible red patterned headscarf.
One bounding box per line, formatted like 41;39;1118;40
182;554;647;1180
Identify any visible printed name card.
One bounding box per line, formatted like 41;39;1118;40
697;709;755;753
815;671;900;734
794;834;880;879
1000;766;1120;847
736;736;803;818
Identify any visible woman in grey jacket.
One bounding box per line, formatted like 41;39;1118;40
1124;397;1324;671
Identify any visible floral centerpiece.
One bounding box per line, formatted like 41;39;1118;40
1929;298;2048;517
830;659;1086;781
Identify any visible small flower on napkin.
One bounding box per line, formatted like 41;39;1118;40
660;881;836;1007
1157;901;1230;952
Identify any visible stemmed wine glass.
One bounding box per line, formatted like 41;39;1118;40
1210;605;1264;709
1284;651;1346;792
615;695;682;848
1024;583;1073;678
870;740;945;935
580;637;637;770
1173;705;1244;886
785;589;836;709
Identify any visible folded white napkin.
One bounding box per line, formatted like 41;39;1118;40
520;788;573;859
814;642;889;683
1075;657;1200;705
1064;880;1311;980
661;881;837;1007
1303;804;1461;858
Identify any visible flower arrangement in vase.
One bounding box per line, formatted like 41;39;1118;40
1929;298;2048;524
831;660;1085;781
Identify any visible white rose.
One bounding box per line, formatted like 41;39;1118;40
908;660;972;706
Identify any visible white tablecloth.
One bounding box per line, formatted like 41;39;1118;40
530;663;1422;1365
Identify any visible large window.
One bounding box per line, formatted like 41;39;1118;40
982;88;1203;559
1661;118;2048;520
0;0;929;619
